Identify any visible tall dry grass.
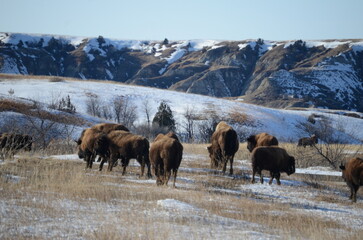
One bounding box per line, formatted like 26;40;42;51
0;143;362;239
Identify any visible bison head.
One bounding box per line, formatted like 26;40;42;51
339;163;347;180
246;135;257;152
286;156;296;175
208;145;222;169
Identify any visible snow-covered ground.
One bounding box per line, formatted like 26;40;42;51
0;77;362;143
1;150;362;239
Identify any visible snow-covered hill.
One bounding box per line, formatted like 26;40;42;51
0;76;362;143
1;33;363;111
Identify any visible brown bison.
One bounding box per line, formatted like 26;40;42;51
75;123;129;166
339;157;363;202
251;146;295;185
246;132;278;152
207;121;239;175
297;135;318;147
77;128;109;169
107;130;152;178
150;132;183;187
0;133;33;159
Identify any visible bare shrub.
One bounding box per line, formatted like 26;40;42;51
86;95;102;117
112;96;137;128
226;109;256;141
296;116;362;169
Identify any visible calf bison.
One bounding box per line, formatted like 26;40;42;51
150;132;183;187
246;132;278;152
251;146;295;185
77;128;109;169
207;121;239;175
107;130;152;178
297;135;318;148
339;157;363;203
0;133;33;159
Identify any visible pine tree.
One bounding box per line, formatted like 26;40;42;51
152;101;175;131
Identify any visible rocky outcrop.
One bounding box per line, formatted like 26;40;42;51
1;33;363;111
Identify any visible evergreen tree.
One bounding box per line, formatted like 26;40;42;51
152;101;175;131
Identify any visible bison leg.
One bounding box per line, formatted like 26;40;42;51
269;172;274;185
164;170;171;186
147;163;152;178
108;154;118;171
274;172;281;185
229;157;234;175
259;170;264;184
172;169;178;188
140;161;145;177
351;185;359;202
154;164;161;185
222;159;227;174
156;164;163;185
99;157;107;171
251;168;256;183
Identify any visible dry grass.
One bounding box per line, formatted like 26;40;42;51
0;143;362;239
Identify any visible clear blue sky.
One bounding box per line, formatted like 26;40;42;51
1;0;362;41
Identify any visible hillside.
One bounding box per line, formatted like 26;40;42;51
1;33;363;111
0;75;362;144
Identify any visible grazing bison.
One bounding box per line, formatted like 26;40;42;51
77;128;109;169
251;146;295;185
207;121;239;175
150;132;183;187
75;123;129;166
297;135;318;148
0;133;33;159
339;157;363;203
246;133;278;153
107;130;152;178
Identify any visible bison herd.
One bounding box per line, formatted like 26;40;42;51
1;121;362;202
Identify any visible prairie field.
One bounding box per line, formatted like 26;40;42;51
0;143;363;240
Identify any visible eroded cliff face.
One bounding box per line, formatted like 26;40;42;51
1;33;363;111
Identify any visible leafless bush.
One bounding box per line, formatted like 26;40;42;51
226;109;257;141
295;115;361;169
112;96;137;128
86;95;102;117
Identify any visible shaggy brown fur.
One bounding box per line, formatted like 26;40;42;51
246;132;278;152
297;135;318;148
0;133;32;158
340;157;363;202
76;123;129;166
76;123;129;145
77;128;109;169
91;123;129;133
251;146;295;185
107;130;151;178
207;121;239;175
150;132;183;187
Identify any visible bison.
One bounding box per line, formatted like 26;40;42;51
250;146;295;185
297;135;318;148
0;133;33;159
77;128;110;169
339;157;363;203
246;132;278;153
75;123;129;166
207;121;239;175
150;132;183;187
107;130;152;178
